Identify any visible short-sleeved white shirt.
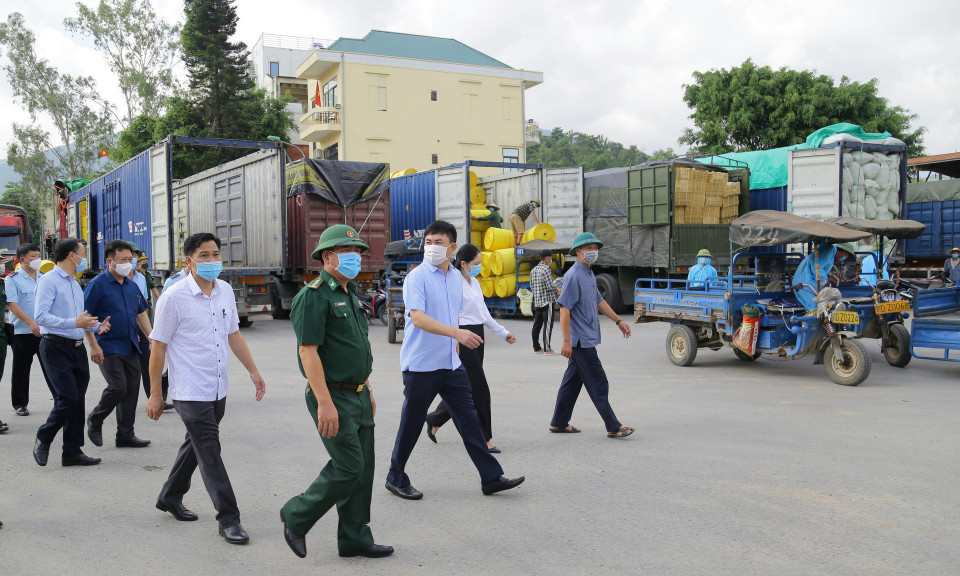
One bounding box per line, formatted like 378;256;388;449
151;273;239;401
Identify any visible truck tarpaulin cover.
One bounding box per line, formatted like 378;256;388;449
583;167;669;268
385;238;424;257
729;210;871;246
906;179;960;203
286;159;389;206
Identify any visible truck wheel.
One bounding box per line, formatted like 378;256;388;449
596;273;621;312
387;314;398;344
666;324;698;366
734;349;761;361
824;338;871;386
271;288;290;320
882;323;911;367
238;317;254;328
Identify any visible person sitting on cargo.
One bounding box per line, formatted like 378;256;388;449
942;247;960;285
687;249;718;289
827;242;860;288
510;200;541;245
471;204;503;229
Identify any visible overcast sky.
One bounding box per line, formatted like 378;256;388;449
2;0;958;169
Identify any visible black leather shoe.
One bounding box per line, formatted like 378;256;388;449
0;420;8;433
62;452;102;467
156;500;198;521
219;524;250;544
488;445;501;454
163;402;175;410
15;407;28;416
339;544;394;558
33;438;50;466
425;422;437;444
280;508;306;558
116;435;151;448
385;481;423;500
87;413;103;447
481;475;525;495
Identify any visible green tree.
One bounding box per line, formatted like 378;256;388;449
527;128;664;171
1;182;43;244
64;0;181;129
0;12;114;181
680;59;925;156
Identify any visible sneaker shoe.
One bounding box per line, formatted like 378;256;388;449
15;407;28;416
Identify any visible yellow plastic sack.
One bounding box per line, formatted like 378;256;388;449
470;186;486;205
470;209;491;231
480;277;495;297
470;231;483;247
495;275;517;297
491;248;516;276
520;223;557;244
480;251;492;277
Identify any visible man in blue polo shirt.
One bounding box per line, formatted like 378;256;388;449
6;243;52;416
84;239;153;449
385;220;524;500
549;232;635;439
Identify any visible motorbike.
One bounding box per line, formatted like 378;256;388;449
356;288;387;325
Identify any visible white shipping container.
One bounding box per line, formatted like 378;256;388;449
787;147;841;220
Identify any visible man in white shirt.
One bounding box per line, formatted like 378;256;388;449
146;232;266;545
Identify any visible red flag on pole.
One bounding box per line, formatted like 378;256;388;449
98;149;108;158
314;81;321;107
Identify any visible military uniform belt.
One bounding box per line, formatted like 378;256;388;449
327;382;365;392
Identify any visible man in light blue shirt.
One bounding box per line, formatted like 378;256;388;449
550;232;634;439
6;243;52;415
385;220;524;500
162;268;188;294
33;238;111;468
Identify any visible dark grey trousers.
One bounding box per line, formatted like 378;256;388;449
158;397;240;527
90;353;141;439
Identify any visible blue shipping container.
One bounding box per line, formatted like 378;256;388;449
389;170;436;241
70;148;153;270
904;201;960;260
749;186;788;212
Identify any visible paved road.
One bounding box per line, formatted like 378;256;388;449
1;314;958;575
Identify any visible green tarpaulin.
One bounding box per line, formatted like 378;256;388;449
695;123;894;190
906;179;960;203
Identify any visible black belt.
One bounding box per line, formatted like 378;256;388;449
327;382;366;392
43;334;84;347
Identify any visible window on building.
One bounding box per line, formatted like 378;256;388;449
269;61;279;76
367;74;387;111
430;90;437;101
431;154;438;165
322;77;338;108
503;148;520;172
461;92;479;118
323;143;339;160
501;97;515;120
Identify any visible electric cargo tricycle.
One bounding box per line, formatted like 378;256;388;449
634;210;904;386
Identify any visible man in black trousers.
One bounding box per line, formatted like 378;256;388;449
33;239;110;467
84;240;153;449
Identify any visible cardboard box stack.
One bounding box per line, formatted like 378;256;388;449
674;166;741;224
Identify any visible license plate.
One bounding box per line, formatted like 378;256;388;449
874;300;910;314
831;311;860;325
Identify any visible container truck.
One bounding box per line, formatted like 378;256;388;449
901;178;960;279
0;204;32;270
66;135;390;326
390;159;749;312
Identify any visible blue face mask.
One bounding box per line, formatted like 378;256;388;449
335;252;362;279
468;264;482;277
837;256;847;262
952;254;959;260
697;257;710;266
76;256;88;274
195;261;223;281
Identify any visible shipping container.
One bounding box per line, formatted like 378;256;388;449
749;186;788;212
787;142;908;221
904;201;960;260
389;171;436;241
68;143;167;269
173;149;285;271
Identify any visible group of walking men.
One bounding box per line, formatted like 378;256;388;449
3;219;634;561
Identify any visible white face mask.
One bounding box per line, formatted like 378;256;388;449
28;258;43;270
113;262;134;276
423;244;450;266
581;250;599;265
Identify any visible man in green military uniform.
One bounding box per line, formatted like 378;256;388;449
279;225;393;560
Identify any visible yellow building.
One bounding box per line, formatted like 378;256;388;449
295;30;543;171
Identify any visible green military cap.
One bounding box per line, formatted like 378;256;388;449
834;242;857;256
697;249;712;258
569;232;603;255
311;225;370;260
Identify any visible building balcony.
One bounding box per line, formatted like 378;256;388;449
299;107;342;142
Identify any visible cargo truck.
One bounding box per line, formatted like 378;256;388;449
0;204;32;271
901;174;960;280
390;159;749;312
66;135;389;326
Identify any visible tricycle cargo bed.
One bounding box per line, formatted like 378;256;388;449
910;286;960;362
633;278;727;324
